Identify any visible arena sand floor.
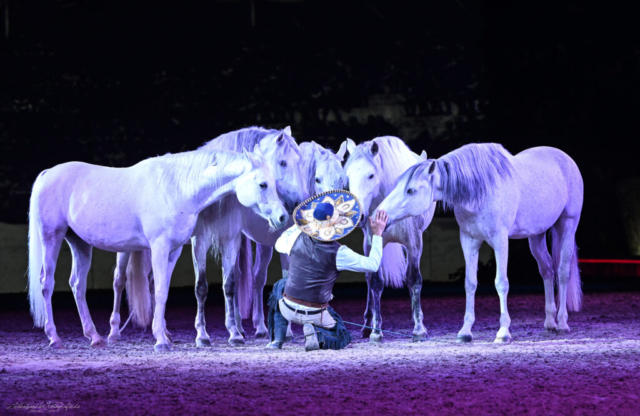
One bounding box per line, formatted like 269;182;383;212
1;291;639;415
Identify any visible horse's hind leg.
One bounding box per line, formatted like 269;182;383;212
66;232;105;348
457;232;482;343
529;232;557;332
368;271;385;343
406;245;427;341
251;244;272;339
191;235;211;347
108;252;131;344
41;229;66;349
221;235;245;346
553;217;580;334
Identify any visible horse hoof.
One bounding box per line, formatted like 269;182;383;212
255;330;268;339
154;343;172;352
369;333;383;344
412;333;427;342
557;328;570;335
362;328;372;338
228;338;245;347
49;340;64;349
107;334;120;344
91;338;108;349
456;335;473;343
494;335;512;344
285;335;295;343
544;327;558;334
196;338;211;347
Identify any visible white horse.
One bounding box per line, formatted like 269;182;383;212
343;136;436;343
300;140;348;194
108;127;306;347
28;148;287;351
376;144;584;342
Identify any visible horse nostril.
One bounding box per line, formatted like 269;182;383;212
279;215;286;223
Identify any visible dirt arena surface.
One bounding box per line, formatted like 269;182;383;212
1;291;640;415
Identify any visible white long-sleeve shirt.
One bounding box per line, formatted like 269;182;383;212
274;226;383;273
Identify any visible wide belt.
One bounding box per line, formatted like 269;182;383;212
283;292;328;309
282;300;323;315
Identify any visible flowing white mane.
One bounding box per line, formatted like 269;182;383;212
401;142;514;209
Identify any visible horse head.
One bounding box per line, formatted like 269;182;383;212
236;146;289;229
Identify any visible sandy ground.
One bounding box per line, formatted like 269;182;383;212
1;291;640;415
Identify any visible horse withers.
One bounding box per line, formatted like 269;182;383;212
376;144;584;343
28;147;287;351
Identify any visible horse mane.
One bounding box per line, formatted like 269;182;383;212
154;149;246;199
199;126;280;152
344;136;418;196
402;143;514;209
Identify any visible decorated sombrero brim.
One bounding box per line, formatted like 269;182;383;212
293;190;362;241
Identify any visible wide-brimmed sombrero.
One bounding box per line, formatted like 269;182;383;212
293;190;362;241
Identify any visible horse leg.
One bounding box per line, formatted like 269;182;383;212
362;278;374;338
457;232;483;343
554;218;579;334
150;242;182;352
233;292;246;338
65;232;104;348
191;235;211;347
41;229;66;349
279;253;294;341
529;232;557;332
221;236;245;346
252;243;272;338
108;252;130;343
406;249;427;341
369;271;385;343
489;231;512;343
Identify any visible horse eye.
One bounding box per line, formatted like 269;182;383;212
407;188;416;195
315;178;321;184
279;161;287;167
259;183;268;189
368;174;374;179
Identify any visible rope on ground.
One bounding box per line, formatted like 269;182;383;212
343;321;456;344
119;312;134;333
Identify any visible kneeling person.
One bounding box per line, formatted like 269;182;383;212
267;190;388;351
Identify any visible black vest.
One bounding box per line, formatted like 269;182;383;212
284;234;341;304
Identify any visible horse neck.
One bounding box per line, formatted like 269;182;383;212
189;161;249;214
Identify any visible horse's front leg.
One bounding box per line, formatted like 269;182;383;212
108;252;131;344
369;271;385;343
150;242;182;352
251;243;273;338
457;232;483;343
488;231;512;343
222;236;245;346
191;235;211;347
362;275;374;338
406;246;427;341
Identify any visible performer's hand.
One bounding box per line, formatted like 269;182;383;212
370;210;389;236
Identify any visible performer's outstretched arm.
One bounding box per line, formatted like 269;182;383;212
336;211;388;273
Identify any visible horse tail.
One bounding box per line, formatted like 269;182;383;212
28;170;47;328
235;235;254;319
126;250;153;327
380;242;408;289
550;228;583;312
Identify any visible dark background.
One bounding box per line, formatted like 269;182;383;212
1;0;639;281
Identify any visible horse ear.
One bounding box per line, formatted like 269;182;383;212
253;144;264;157
370;141;379;156
311;141;321;157
419;150;428;162
336;141;347;161
283;126;292;136
275;131;285;144
346;138;357;154
243;148;261;168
